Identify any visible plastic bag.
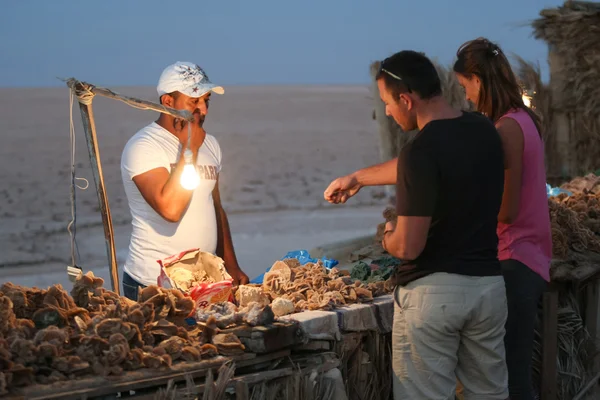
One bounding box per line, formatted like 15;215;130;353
280;250;338;269
546;183;572;198
157;248;233;310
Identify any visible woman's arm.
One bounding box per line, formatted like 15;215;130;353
496;117;524;224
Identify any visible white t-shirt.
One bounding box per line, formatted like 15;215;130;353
120;122;222;286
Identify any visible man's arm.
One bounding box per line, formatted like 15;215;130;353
383;216;431;260
495;117;524;224
123;133;197;223
132;154;194;223
354;157;399;186
212;177;249;285
382;146;436;260
324;158;398;204
129;118;209;223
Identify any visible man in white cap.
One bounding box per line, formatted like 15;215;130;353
120;61;249;300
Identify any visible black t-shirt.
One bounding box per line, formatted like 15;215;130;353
393;111;505;286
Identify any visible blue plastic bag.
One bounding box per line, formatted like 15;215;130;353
250;250;339;284
546;183;572;198
280;250;338;269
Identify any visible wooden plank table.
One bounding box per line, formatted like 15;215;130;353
221;321;305;354
7;351;290;400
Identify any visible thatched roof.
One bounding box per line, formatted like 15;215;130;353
532;1;600;116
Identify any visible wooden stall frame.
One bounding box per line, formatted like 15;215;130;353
64;78;194;295
9;350;291;400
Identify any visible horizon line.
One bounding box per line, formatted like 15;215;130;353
0;81;373;90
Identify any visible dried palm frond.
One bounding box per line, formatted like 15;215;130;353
434;61;473;112
530;1;600;178
201;362;236;400
532;288;599;399
154;374;198;400
532;1;600;118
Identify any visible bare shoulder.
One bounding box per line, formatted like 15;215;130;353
496;116;524;164
495;117;523;139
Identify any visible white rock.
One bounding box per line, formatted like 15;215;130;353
271;297;295;317
236;285;270;308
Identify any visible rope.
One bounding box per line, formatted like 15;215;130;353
187;120;192;150
67;88;89;268
74;83;95;105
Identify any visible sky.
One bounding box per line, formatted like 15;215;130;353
0;0;564;87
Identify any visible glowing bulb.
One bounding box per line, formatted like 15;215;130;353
180;149;199;190
522;93;532;108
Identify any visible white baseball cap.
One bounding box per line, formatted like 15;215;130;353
157;61;224;98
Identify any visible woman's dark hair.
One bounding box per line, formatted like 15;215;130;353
453;37;542;136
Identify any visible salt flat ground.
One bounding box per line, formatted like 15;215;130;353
0;85;389;290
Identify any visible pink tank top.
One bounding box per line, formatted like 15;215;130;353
496;109;552;282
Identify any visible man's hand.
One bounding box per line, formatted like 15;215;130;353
228;267;249;286
384;220;396;233
324;174;362;204
175;113;207;154
213;178;249;287
382;220;396;252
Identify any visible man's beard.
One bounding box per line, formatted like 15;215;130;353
194;111;206;127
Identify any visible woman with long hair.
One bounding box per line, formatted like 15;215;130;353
453;38;552;400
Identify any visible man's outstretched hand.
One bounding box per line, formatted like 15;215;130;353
324;174;362;204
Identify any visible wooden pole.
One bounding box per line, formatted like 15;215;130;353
547;45;573;180
65;78;194;121
75;98;120;295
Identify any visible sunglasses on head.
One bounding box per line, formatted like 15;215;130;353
378;58;411;92
379;59;402;81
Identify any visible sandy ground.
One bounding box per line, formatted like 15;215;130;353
0;85;390;290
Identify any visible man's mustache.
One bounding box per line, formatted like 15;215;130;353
173;112;205;131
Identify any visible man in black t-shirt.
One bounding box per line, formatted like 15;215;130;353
324;51;509;399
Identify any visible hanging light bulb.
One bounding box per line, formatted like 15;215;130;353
521;86;534;109
180;120;199;190
522;93;532;108
180;149;199;190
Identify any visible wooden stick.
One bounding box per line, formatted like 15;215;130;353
76;100;120;295
65;78;194;121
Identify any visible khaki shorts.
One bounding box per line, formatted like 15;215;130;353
392;273;509;400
